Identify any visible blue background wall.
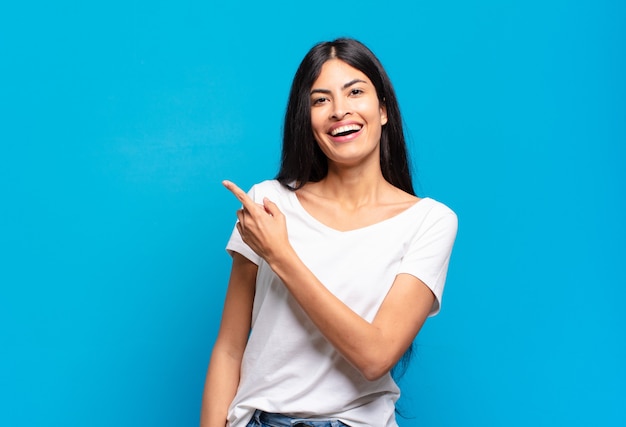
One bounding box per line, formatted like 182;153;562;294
1;1;624;426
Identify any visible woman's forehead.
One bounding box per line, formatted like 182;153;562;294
312;60;372;87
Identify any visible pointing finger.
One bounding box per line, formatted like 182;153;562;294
222;180;256;210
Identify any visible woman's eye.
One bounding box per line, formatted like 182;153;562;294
312;97;328;105
350;89;364;96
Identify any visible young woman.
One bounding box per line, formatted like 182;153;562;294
200;38;458;427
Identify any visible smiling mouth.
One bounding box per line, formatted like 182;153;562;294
330;124;362;137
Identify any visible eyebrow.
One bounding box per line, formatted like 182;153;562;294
310;79;368;95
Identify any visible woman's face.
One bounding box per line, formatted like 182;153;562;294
309;59;387;169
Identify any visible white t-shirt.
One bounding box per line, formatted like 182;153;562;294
225;180;457;427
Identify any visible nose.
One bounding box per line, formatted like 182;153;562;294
331;97;350;120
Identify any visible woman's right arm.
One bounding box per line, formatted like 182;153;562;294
200;252;257;427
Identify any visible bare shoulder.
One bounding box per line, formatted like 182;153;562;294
384;182;420;205
376;184;419;222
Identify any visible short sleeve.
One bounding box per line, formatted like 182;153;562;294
398;204;458;316
225;184;262;265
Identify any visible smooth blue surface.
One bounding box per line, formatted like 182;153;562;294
1;1;624;426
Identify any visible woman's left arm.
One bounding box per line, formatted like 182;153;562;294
224;181;440;381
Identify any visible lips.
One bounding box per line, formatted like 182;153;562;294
329;123;363;137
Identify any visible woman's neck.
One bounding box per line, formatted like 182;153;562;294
312;167;390;209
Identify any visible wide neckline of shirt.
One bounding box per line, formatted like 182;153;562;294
283;184;433;235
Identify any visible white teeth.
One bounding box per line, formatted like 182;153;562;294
330;124;362;136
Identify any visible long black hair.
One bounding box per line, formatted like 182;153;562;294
276;38;415;196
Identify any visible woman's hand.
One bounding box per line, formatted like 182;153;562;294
222;180;291;263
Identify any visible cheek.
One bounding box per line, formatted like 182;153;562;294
310;111;327;134
310;108;320;124
309;118;325;142
355;98;383;120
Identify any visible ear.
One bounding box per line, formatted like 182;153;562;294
380;104;388;126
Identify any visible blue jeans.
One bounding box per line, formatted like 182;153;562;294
246;410;351;427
